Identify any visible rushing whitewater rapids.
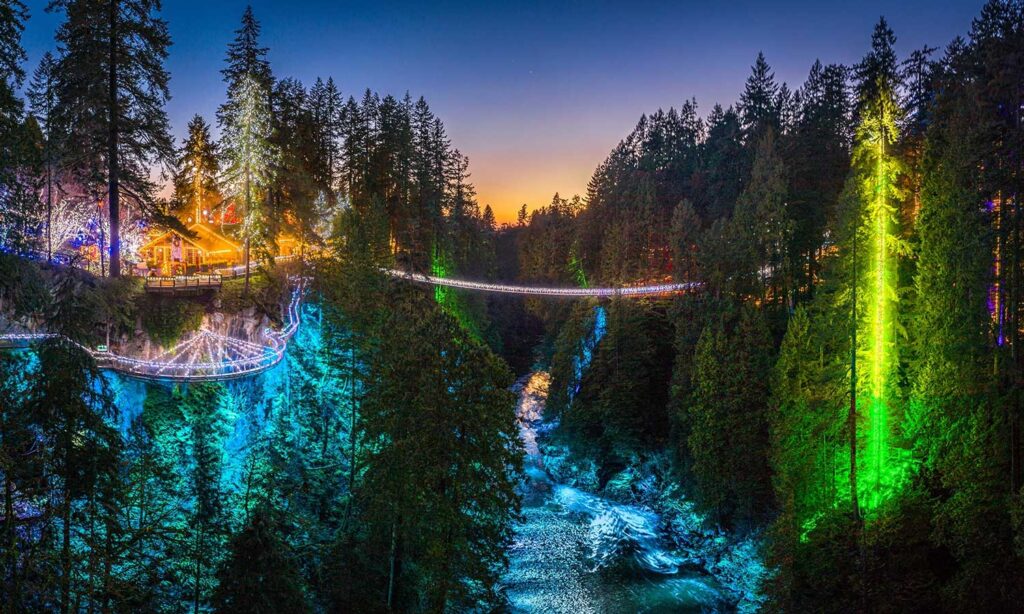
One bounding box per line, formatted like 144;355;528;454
502;372;725;613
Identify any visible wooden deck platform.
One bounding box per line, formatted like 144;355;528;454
144;274;223;294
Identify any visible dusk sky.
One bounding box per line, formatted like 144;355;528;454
22;0;983;222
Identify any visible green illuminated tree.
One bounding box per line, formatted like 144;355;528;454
850;23;908;511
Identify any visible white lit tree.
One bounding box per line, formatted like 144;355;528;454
220;73;276;292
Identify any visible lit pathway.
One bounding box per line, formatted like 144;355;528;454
1;266;695;382
0;281;304;382
384;269;700;297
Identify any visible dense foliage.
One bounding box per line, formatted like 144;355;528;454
517;4;1024;610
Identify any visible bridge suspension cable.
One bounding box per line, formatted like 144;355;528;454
384;269;701;297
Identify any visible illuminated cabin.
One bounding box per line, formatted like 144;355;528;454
139;223;243;275
276;232;300;257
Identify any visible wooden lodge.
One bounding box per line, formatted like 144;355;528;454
138;223;243;276
138;221;302;278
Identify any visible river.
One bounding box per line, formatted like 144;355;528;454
502;372;731;613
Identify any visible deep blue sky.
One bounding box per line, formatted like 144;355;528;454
22;0;983;221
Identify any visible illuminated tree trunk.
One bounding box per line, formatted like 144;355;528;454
849;228;860;521
866;125;889;506
106;0;120;277
244;168;251;295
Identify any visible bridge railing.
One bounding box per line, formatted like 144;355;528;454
144;274;223;292
1;278;306;382
384;269;702;297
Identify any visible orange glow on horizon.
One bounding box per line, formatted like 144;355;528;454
469;148;599;224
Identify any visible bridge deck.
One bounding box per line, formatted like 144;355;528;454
384;269;700;297
145;274;223;293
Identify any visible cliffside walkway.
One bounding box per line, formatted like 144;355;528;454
1;264;694;382
0;280;304;382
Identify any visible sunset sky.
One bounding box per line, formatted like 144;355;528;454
22;0;981;222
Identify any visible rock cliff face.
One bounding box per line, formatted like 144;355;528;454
116;306;275;359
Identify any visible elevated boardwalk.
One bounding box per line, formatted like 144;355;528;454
145;274;222;294
1;279;304;382
143;255;299;294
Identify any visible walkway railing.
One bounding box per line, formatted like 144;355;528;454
145;274;223;292
1;279;305;382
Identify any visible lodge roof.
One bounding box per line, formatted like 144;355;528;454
140;223;242;256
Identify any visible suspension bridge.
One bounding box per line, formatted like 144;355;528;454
383;269;701;297
0;270;695;382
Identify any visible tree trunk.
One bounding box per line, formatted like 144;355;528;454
386;520;397;612
192;527;203;614
107;0;121;278
849;224;860;521
61;471;72;614
46;161;53;262
244;169;251;294
4;448;20;612
101;513;113;614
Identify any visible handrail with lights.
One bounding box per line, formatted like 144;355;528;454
1;279;305;382
383;269;701;297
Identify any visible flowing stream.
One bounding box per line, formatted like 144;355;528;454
502;372;726;613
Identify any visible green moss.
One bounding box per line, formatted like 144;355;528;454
218;270;287;323
140;295;206;348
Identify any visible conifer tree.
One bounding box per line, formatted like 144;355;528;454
174;115;221;225
731;128;792;308
27;52;61;259
689;305;774;529
49;0;175;277
850;17;907;511
0;0;25;131
738;52;780;144
357;287;519;611
219;6;275;291
788;60;852;293
212;509;309;614
181;384;231;614
0;0;29;252
699;104;746;221
220;73;276;292
308;76;344;204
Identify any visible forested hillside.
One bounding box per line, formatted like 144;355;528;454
515;6;1024;611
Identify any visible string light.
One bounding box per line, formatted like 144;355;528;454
1;280;304;382
385;269;701;297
